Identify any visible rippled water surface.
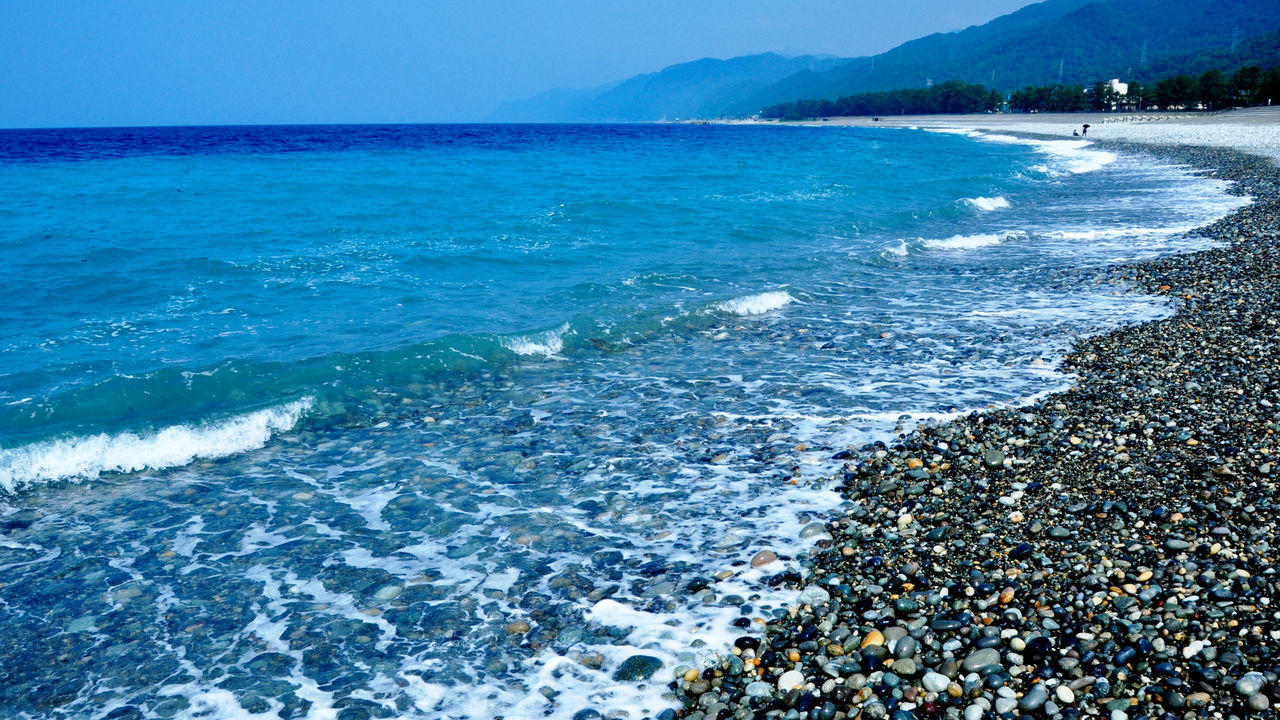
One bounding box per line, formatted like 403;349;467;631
0;124;1245;719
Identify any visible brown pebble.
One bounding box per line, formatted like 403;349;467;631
751;550;778;567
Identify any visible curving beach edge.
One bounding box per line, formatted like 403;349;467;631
672;116;1280;720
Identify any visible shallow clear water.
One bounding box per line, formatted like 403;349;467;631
0;124;1244;719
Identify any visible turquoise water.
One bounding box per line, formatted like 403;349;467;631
0;124;1242;718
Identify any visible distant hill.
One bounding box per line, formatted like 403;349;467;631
1136;26;1280;81
493;0;1280;122
489;53;849;122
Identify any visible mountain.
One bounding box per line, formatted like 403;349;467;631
736;0;1280;114
1136;26;1280;80
494;0;1280;122
489;53;849;122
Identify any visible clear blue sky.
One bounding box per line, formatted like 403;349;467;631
1;0;1034;128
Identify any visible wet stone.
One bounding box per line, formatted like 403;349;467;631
1019;683;1047;711
1236;672;1267;696
962;648;1002;672
613;655;662;681
798;585;830;606
922;672;950;693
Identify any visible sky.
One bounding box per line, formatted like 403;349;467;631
1;0;1036;128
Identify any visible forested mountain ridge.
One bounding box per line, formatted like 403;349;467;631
493;0;1280;122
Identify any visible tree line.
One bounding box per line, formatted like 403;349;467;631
761;81;1001;121
762;64;1280;120
1010;66;1280;112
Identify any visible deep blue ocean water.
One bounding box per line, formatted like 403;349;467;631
0;124;1243;719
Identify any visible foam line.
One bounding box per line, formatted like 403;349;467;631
0;398;313;493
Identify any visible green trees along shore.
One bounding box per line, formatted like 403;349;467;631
762;64;1280;120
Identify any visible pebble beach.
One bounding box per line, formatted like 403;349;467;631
671;119;1280;720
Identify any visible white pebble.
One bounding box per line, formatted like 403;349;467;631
777;670;806;690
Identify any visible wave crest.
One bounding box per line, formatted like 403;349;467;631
500;323;570;357
0;398;313;494
963;196;1010;212
711;291;794;316
922;231;1026;251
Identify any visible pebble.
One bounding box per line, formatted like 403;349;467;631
797;585;830;606
961;648;1001;672
776;670;806;691
612;655;662;681
1019;683;1047;712
1235;672;1266;696
744;681;772;698
922;671;950;693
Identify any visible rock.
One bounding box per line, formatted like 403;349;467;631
613;655;662;681
1056;685;1075;704
922;672;950;693
1185;693;1212;709
983;448;1005;469
750;550;778;567
798;585;830;606
964;705;984;720
744;681;773;698
1236;672;1267;696
893;636;918;659
892;658;917;676
505;621;531;634
1019;683;1047;711
962;648;1002;672
1248;694;1271;712
777;670;806;690
862;701;887;720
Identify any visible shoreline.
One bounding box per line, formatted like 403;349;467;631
730;108;1280;164
671;133;1280;718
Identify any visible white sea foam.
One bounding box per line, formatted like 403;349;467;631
501;323;570;357
881;239;910;258
0;398;313;493
711;290;794;316
922;230;1025;251
1042;225;1191;241
964;195;1011;211
974;133;1117;174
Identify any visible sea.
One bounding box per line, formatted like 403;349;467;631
0;123;1246;719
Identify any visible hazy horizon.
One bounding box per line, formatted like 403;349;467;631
2;1;1035;129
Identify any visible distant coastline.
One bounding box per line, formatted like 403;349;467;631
733;108;1280;163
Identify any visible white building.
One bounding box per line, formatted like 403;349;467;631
1108;78;1129;96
